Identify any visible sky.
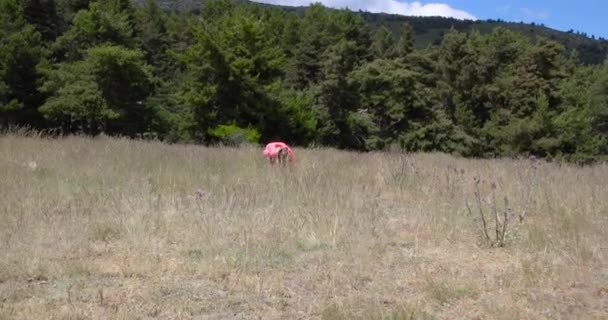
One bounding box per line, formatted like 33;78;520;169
251;0;607;39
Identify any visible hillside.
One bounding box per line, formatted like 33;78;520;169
141;0;608;65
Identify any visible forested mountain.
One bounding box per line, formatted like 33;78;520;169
1;0;608;162
136;0;608;65
361;14;608;66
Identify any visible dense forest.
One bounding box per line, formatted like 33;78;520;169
1;0;608;162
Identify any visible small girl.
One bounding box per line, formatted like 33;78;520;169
263;141;295;165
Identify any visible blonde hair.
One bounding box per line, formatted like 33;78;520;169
278;147;289;165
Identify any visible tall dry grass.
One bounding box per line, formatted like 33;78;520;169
0;133;606;319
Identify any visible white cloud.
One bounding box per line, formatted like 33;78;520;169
251;0;477;20
496;3;511;15
521;7;550;21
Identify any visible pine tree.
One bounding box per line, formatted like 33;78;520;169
370;26;395;59
0;0;46;128
52;1;135;62
315;39;361;148
288;3;333;88
349;59;419;150
134;0;170;75
395;21;414;58
39;45;154;135
22;0;61;41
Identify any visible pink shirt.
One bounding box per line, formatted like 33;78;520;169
263;142;295;163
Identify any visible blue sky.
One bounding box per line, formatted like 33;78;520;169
252;1;607;39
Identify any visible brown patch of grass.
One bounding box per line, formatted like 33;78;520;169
424;277;480;305
321;301;434;320
1;133;607;319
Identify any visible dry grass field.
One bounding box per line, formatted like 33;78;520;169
1;132;607;319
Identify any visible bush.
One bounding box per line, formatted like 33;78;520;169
208;123;261;146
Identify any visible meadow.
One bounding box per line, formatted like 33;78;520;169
0;133;607;319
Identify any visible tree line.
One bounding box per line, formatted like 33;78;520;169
1;0;607;162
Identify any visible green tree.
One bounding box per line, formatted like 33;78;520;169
40;45;154;135
287;3;334;88
434;29;483;154
483;95;559;157
370;26;395;59
176;4;275;141
280;12;301;58
39;62;115;134
588;61;608;146
336;9;372;62
394;21;414;58
264;82;318;145
134;0;170;75
508;38;565;116
400;108;477;155
481;37;567;157
349;59;420;150
0;0;46;128
23;0;61;41
474;28;527;127
551;61;608;161
315;39;361;148
436;29;475;120
53;1;135;61
56;0;92;24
